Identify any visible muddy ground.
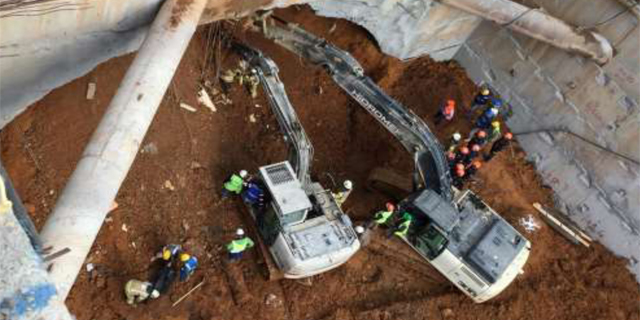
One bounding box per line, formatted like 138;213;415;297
2;6;639;320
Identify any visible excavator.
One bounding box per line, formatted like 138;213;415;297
230;43;360;279
257;19;531;303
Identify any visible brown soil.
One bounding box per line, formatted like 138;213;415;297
2;6;639;320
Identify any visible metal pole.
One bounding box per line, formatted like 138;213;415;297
441;0;614;64
39;0;207;300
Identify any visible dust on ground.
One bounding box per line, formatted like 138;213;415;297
1;6;639;320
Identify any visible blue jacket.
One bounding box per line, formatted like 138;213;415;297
180;256;198;281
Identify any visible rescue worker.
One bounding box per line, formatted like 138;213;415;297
393;212;414;238
485;132;514;161
158;244;182;263
227;228;255;262
467;144;481;164
475;107;499;129
469;130;487;147
246;69;260;99
452;166;466;189
178;253;198;282
333;180;353;207
451;163;465;179
447;132;462;152
355;225;371;247
124;280;159;305
434;99;456;125
469;87;492;113
373;202;395;227
222;170;248;198
446;151;457;169
242;181;266;209
455;146;470;164
464;161;482;181
488;121;501;142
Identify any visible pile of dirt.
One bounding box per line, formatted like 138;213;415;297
1;6;638;320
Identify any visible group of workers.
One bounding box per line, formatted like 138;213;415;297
436;87;514;189
124;244;198;305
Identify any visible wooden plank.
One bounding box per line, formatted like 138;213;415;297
533;203;591;247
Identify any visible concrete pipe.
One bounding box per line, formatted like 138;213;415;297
441;0;614;64
38;0;207;300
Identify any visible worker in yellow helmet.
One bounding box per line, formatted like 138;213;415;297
488;121;501;142
178;253;198;281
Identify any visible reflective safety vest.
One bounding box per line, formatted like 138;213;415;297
373;210;393;224
394;219;412;238
227;237;255;253
224;174;244;194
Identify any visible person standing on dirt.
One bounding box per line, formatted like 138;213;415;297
452;165;466;189
333;180;353;207
488;121;502;142
484;132;514;161
222;170;248;198
178;253;198;282
466;144;481;164
242;180;266;209
392;212;414;238
227;228;255;262
468;87;493;116
469;130;488;147
434;99;456;125
463;161;482;182
124;279;159;305
373;202;396;227
447;132;462;153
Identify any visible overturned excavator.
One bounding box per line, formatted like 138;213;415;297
259;20;531;303
232;43;361;279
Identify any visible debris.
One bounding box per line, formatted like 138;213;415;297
295;278;313;287
109;201;119;213
198;88;217;112
164;180;175;191
180;102;197;113
441;308;454;318
24;202;36;214
121;223;128;232
328;22;337;34
255;104;261;108
49;189;55;195
264;293;282;307
249;114;257;123
172;280;205;307
131;241;136;249
182;220;190;231
105;217;113;223
190;161;202;169
86;263;94;273
519;214;540;233
141;142;158;155
533;203;592;247
43;247;71;263
86;82;96;100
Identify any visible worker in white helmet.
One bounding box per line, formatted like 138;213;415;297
332;180;353;207
447;132;462;153
354;225;371;247
226;228;255;262
222;169;249;198
124;279;160;305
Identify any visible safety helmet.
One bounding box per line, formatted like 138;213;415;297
151;290;160;299
489;108;499;116
491;98;503;107
477;130;487;138
456;169;465;177
343;180;353;190
236;228;245;236
251;68;257;74
471;144;481;152
452;132;461;141
447;152;455;160
385;202;395;212
473;161;482;169
460;147;470;155
505;132;514;140
455;163;465;171
355;226;365;234
481;88;490;96
239;170;248;178
180;253;191;262
447;99;455;106
491;121;500;128
162;249;172;261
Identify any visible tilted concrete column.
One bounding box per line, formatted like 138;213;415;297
39;0;207;300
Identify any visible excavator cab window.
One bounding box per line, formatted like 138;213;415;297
414;224;448;260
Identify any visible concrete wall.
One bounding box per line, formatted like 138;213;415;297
453;1;640;280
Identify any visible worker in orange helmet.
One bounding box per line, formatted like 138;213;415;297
469;130;488;147
434;99;456;125
452;166;466;189
464;161;482;182
485;132;514;161
455;146;470;164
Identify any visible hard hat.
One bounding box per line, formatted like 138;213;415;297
481;88;490;96
489;108;499;116
151;289;160;299
491;98;503;107
180;253;190;262
460;147;470;155
343;180;353;190
456;169;465;177
491;121;500;128
355;226;365;234
472;144;481;152
251;68;257;74
473;161;482;169
447;152;456;160
385;202;395;211
505;132;514;140
452;132;461;141
236;228;245;236
447;99;455;106
239;170;248;178
455;163;465;171
162;249;172;261
477;130;487;138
